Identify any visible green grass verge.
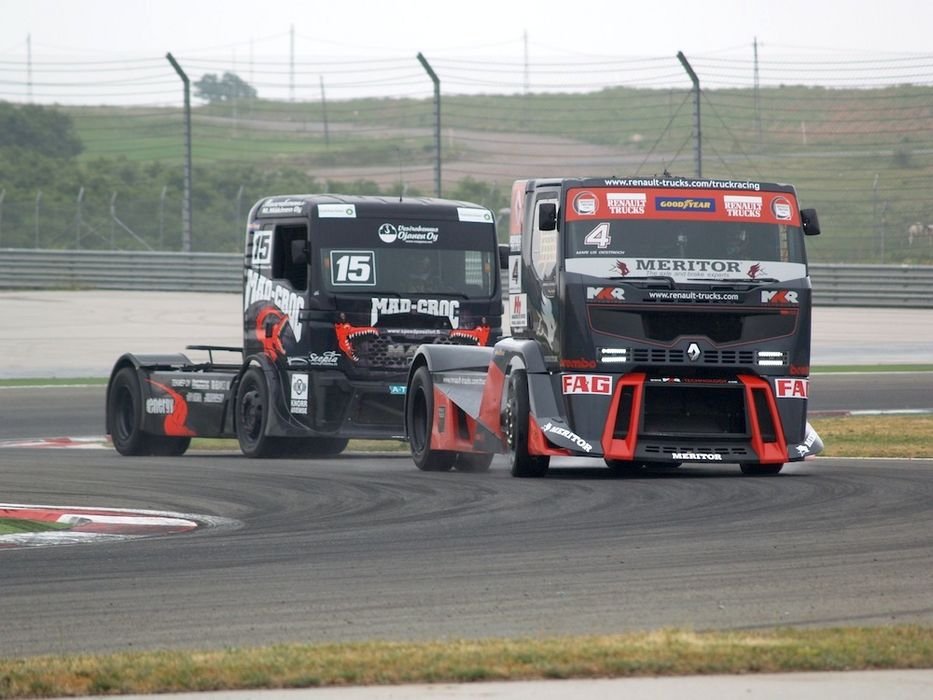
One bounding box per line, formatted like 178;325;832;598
0;519;70;536
810;415;933;458
0;626;929;698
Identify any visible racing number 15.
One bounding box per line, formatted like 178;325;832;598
330;250;376;285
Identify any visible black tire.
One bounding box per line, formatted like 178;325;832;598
279;437;349;459
236;366;282;458
108;367;151;456
504;370;549;478
740;463;784;476
148;436;191;457
455;452;494;473
604;459;644;476
406;366;454;471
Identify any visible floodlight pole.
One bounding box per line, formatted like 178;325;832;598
417;52;441;197
677;51;701;178
166;52;193;252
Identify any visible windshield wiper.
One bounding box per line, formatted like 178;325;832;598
612;275;676;288
689;277;780;285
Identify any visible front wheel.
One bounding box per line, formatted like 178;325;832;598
740;463;784;476
406;366;454;471
236;366;281;458
504;370;549;478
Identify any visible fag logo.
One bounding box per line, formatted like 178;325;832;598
761;290;799;305
775;378;808;399
561;374;613;395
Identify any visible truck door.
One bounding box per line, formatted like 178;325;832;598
522;193;560;358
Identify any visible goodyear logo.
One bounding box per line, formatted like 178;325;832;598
655;197;716;211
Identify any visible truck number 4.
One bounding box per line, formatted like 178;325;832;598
583;223;611;249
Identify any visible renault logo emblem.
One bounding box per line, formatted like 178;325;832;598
687;342;701;362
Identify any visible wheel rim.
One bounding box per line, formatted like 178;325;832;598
239;385;263;443
505;388;517;451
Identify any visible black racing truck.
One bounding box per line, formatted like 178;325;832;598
404;177;824;476
106;194;505;457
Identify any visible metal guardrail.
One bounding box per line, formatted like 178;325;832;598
1;248;933;308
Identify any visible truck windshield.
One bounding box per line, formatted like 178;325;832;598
564;220;808;283
317;218;498;297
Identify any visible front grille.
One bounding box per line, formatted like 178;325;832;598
640;443;754;459
354;334;479;370
589;307;797;344
627;348;755;366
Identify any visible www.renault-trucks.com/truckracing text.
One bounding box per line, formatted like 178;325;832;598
105;194;505;458
404;177;824;476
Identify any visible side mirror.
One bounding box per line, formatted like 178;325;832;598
290;238;309;264
498;244;510;270
539;202;557;231
800;208;821;236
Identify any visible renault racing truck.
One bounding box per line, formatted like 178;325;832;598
106;195;504;458
404;177;824;476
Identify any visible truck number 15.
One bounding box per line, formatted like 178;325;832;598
330;251;376;285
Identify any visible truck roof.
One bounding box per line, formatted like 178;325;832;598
251;194;495;221
523;176;797;195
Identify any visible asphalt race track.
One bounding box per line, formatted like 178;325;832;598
1;297;932;661
1;423;932;657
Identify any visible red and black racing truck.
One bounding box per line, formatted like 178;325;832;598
106;195;504;457
404;177;824;476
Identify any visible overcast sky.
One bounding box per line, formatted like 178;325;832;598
2;0;931;60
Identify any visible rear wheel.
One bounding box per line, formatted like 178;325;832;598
236;367;282;458
505;370;549;478
108;367;151;456
740;463;784;476
148;436;191;457
280;437;349;458
455;452;494;473
406;366;454;471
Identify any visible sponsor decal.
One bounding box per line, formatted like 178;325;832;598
603;178;761;191
561;374;613;395
509;233;522;252
633;258;742;274
686;342;702;362
560;358;597;370
747;263;766;279
587;286;626;302
204;392;225;403
145;397;174;415
290;373;309;415
510;293;527;331
256;306;289;361
607;192;646;215
259;197;307;216
646;289;740;302
318;203;356;218
567;257;808;283
457;207;493;223
244;270;305;341
612;260;631;276
145;380;195;437
672;452;723;461
573;191;599;215
542;421;593;452
389;384;407;395
761;290;799;305
723;195;763;218
305;351;340;367
656;197;716;211
376;222;439;244
583;222;612;248
775;378;808;399
370;297;460;328
789;365;810;376
771;196;793;220
441;374;487;386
